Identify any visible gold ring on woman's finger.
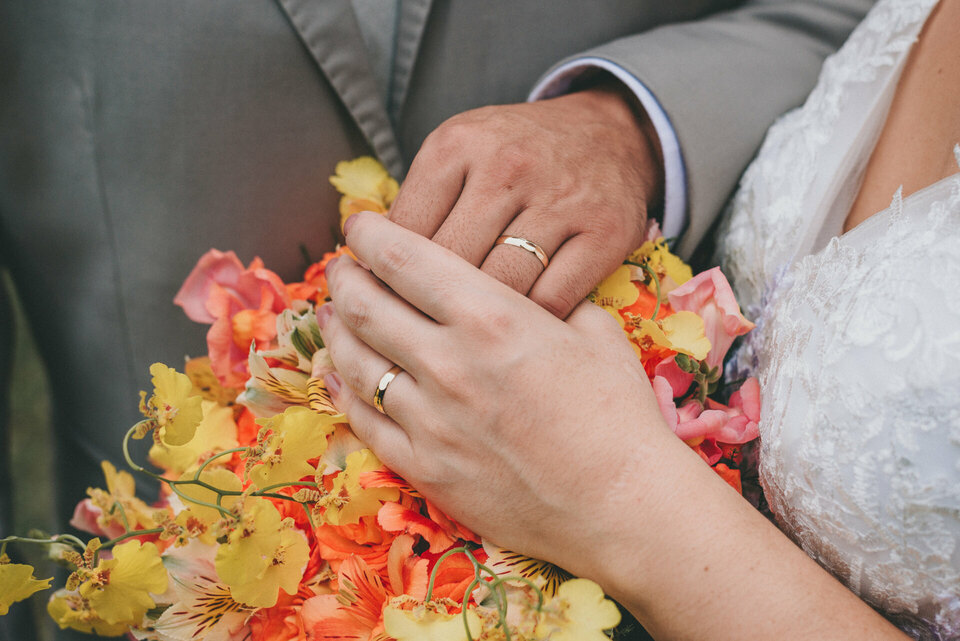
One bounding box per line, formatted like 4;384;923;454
373;365;403;414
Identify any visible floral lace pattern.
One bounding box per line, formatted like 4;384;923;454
716;0;960;638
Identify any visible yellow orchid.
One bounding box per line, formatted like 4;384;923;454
0;557;52;615
632;312;711;361
76;540;168;626
140;362;204;446
321;449;399;526
84;461;168;534
215;498;309;608
173;467;243;544
590;265;640;325
628;237;692;294
660;311;712;360
383;603;482;641
533;578;621;641
247;406;339;489
184;356;238;408
149;400;239;475
329;156;399;229
47;589;129;637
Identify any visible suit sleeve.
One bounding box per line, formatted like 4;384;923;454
536;0;874;257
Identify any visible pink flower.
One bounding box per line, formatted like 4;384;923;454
652;375;761;446
174;250;291;388
704;377;761;445
653;357;695;397
69;500;126;540
667;267;754;369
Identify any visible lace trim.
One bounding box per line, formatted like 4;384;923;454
715;1;960;637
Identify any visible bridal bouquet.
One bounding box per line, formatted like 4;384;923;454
0;158;760;640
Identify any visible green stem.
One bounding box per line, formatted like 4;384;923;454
167;481;234;519
109;501;131;532
123;424;160;479
102;528;165;549
0;535;86;553
462;577;482;641
425;546;470;602
193;447;248;480
301;503;315;529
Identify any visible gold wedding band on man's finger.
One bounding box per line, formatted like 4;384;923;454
373;365;404;414
494;235;550;269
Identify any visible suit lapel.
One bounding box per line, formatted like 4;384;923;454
276;0;404;177
390;0;434;131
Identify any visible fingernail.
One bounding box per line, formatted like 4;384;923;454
342;213;358;236
316;303;334;329
324;372;343;400
325;256;339;274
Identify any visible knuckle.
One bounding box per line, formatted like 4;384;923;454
341;296;373;333
375;238;417;279
425;119;471;156
494;148;532;182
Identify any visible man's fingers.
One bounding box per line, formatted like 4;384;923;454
527;233;628;319
343;212;518;324
325;255;438;373
478;211;570;295
388;148;465;238
430;180;521;267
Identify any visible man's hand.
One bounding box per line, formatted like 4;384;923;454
388;79;665;319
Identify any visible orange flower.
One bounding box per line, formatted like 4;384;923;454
712;463;742;493
289;247;355;304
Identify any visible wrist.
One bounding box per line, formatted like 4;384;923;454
569;76;666;218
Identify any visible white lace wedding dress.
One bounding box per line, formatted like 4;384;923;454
715;0;960;638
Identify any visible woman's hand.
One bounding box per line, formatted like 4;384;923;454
319;211;911;641
318;211;678;572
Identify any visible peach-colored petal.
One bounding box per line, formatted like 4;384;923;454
387;534;428;600
652;376;679;430
69;500;126;539
653;357;695;397
668;267;754;369
377;503;455;553
174;249;246;323
674;408;729;442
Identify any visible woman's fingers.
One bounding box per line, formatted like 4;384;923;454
322;370;415;476
386;140;466;240
342;211;524;324
318;300;424;425
325;254;439;373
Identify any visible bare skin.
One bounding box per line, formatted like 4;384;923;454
844;0;960;232
388;79;664;319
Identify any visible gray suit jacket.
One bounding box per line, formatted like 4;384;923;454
0;0;870;545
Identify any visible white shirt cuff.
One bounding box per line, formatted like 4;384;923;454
529;57;687;241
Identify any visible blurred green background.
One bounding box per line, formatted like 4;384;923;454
4;268;56;640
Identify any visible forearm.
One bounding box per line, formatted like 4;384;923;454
574;434;907;640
